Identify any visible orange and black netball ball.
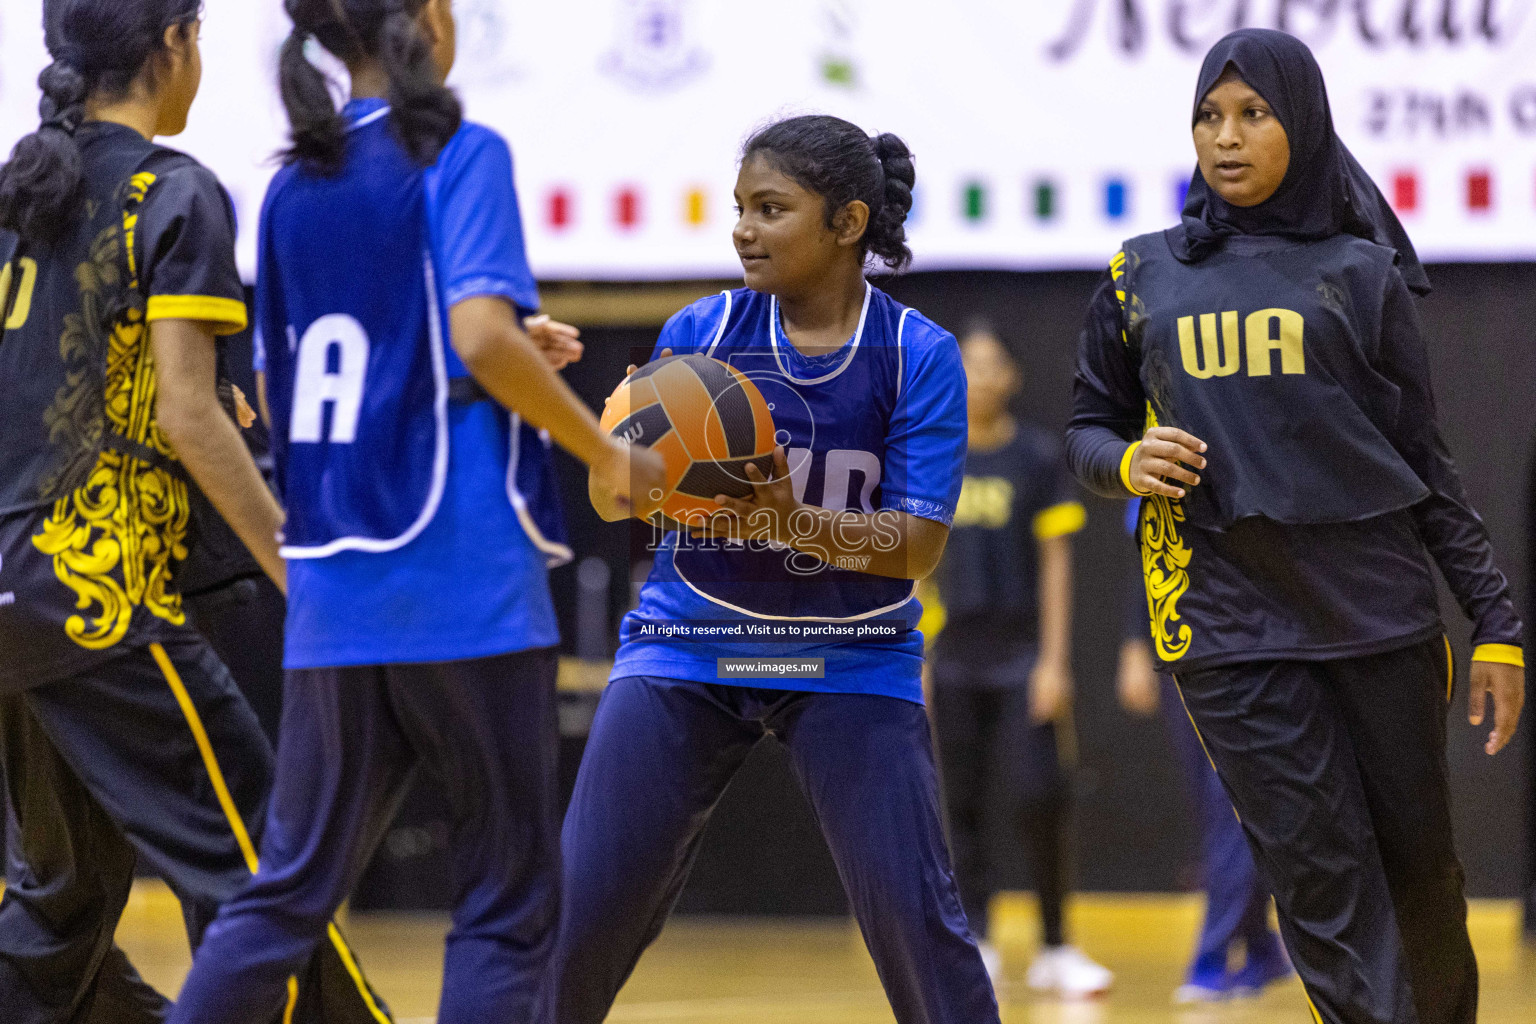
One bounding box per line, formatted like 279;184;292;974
599;354;777;529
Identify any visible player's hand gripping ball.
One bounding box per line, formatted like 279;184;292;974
599;354;778;530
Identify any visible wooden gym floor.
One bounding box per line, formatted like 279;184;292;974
112;881;1536;1023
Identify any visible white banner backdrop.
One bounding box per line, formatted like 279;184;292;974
3;1;1534;280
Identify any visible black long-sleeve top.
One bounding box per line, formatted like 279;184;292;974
1067;229;1522;671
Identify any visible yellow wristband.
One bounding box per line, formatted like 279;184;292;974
1119;442;1150;496
1472;643;1524;669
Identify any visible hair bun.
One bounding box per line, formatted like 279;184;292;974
872;133;915;192
869;132;915;272
37;61;88;120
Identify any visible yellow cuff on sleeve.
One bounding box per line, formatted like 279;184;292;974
1033;501;1087;541
146;295;249;336
1472;643;1524;668
1119;442;1150;496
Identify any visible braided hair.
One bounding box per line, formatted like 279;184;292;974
280;0;461;175
0;0;202;242
742;115;917;273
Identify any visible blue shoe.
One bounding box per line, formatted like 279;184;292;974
1174;956;1231;1004
1230;936;1292;996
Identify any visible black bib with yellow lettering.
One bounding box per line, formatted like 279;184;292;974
1119;228;1428;531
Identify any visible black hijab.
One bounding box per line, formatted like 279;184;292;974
1178;28;1430;295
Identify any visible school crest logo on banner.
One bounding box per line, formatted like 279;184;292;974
454;0;527;86
600;0;709;92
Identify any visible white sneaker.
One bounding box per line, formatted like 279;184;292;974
976;940;1004;988
1026;945;1114;998
1173;982;1229;1004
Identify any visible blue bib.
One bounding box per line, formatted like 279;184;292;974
666;285;916;620
259;105;567;668
614;284;967;700
259;112;448;558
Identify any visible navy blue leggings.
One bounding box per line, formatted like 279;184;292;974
169;647;560;1024
551;676;999;1024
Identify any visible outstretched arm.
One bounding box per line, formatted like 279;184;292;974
588;347;675;523
451;296;664;520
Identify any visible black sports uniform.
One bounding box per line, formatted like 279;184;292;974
927;423;1085;948
0;122;386;1024
1066;30;1522;1024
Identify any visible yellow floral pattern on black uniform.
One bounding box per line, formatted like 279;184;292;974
1112;250;1192;662
32;172;190;650
1137;404;1192;662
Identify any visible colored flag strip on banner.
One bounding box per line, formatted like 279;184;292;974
539;168;1525;232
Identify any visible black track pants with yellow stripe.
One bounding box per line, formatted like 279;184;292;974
0;632;391;1024
1175;636;1475;1024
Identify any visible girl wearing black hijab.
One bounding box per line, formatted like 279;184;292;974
1067;28;1523;1024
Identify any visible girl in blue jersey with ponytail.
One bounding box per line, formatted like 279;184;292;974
169;2;663;1023
558;115;1000;1024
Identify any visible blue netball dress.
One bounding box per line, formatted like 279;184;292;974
171;100;569;1024
614;283;967;703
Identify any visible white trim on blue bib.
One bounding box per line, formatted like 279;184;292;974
704;290;733;356
669;542;916;622
280;252;451;559
768;282;871;385
894;307;914;400
506;412;575;569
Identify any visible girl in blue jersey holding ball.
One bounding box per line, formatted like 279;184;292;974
169;2;662;1023
559;115;1000;1024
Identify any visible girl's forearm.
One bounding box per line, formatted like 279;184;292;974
168;403;287;591
768;507;946;581
151;321;286;593
449;297;614;470
1065;423;1137;499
